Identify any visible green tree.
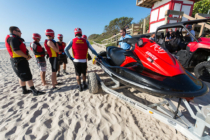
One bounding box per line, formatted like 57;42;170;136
104;17;133;34
88;17;133;43
192;0;210;17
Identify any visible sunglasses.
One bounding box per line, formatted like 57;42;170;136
120;32;124;33
16;30;21;33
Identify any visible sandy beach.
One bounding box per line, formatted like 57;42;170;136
0;44;210;140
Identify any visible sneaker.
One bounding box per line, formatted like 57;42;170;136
33;91;46;96
78;85;83;92
22;90;32;95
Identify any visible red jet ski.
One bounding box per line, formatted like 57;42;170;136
95;37;208;98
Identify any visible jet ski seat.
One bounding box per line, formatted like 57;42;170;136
107;46;126;66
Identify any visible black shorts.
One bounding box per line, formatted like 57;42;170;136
10;58;32;82
73;62;87;76
49;57;58;72
58;54;67;65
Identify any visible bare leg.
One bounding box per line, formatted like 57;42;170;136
52;72;57;87
55;72;57;84
26;80;34;87
40;71;46;86
57;65;60;74
63;63;66;70
19;79;26;86
82;74;86;83
76;76;81;85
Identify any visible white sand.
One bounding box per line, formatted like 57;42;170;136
0;44;209;140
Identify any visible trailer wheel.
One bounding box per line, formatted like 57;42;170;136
88;72;99;94
194;61;210;82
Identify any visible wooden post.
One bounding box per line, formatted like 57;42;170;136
143;19;146;34
164;10;169;35
199;23;205;37
116;35;118;43
131;24;134;35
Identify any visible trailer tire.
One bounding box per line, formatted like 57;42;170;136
88;72;99;94
194;61;210;82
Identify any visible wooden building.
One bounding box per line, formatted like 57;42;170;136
136;0;201;32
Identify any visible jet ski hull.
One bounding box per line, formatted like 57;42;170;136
98;59;208;98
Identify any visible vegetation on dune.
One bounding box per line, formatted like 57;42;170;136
105;42;117;47
136;15;150;33
89;40;93;45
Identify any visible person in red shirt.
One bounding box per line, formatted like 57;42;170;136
57;34;68;77
5;26;45;96
44;29;62;90
30;33;47;86
64;28;101;91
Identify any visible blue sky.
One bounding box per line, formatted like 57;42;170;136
0;0;150;42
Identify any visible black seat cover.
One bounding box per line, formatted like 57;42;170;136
107;47;126;66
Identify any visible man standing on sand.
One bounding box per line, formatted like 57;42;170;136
44;29;62;90
64;28;101;92
56;34;68;77
118;28;132;50
30;33;47;86
5;26;45;96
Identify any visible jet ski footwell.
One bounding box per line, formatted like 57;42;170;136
88;72;210;140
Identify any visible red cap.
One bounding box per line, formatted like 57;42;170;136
82;35;87;39
45;29;54;37
74;28;82;35
32;33;41;40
